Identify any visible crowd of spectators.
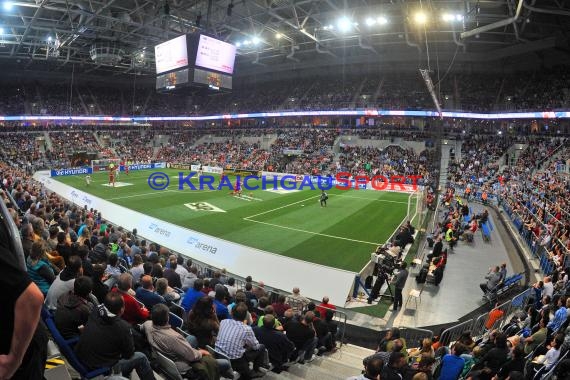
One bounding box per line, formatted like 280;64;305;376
353;316;570;380
1;68;569;117
337;145;435;185
0;159;343;378
446;135;511;194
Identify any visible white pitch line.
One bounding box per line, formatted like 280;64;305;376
106;188;218;201
106;189;178;200
244;218;381;245
243;195;319;219
331;193;409;204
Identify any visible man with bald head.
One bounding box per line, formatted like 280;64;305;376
252;281;267;300
135;275;166;310
111;273;149;324
285;287;309;314
316;296;336;318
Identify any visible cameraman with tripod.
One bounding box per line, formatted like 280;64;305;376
392;262;409;312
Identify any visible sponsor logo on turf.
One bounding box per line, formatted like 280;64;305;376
184;202;226;213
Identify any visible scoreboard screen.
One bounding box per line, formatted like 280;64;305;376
193;68;232;90
154;35;189;74
154;33;235;93
194;35;236;75
156;68;189;90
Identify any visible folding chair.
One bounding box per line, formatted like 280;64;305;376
405;285;424;310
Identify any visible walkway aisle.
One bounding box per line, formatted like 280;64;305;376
392;203;515;328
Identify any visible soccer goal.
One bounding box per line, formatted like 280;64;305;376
91;158;121;173
407;187;429;229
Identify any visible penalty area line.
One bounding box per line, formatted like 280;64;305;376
106;188;218;201
330;193;409;203
243;195;319;219
243;218;381;246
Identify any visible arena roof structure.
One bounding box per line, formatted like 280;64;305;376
0;0;569;78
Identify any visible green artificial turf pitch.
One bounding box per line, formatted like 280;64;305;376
57;169;411;272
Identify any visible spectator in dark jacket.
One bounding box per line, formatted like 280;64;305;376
477;333;510;374
253;314;295;373
54;276;94;339
75;291;156;380
496;345;525;379
90;264;109;304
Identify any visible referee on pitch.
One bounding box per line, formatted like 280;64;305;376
320;190;328;207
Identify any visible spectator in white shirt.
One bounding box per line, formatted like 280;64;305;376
173;255;188;284
225;277;238;298
543;277;554;299
215;302;268;379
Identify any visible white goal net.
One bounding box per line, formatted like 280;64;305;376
91;158;122;173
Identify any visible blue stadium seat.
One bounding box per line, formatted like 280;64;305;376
169;312;184;329
44;315;111;379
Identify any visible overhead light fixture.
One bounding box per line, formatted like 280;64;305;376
275;32;283;39
337;17;352;33
252;36;260;45
3;1;13;11
442;13;453;21
365;18;375;26
227;0;233;16
456;14;464;21
243;40;251;46
377;16;388;25
235;41;241;47
47;36;52;42
414;12;427;24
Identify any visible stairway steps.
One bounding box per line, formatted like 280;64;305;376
329;344;375;358
287;361;351;380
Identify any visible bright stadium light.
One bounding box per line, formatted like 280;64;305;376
377;16;388;25
442;13;464;22
414;12;428;24
252;36;261;45
365;17;376;26
337;17;352;33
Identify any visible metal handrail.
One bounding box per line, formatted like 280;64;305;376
439;319;474;347
316;304;348;348
0;190;26;271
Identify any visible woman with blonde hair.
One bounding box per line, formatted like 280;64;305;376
409;338;434;363
77;227;91;247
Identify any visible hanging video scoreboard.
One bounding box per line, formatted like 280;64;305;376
154;33;236;93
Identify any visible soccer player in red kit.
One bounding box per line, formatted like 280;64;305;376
109;167;116;187
234;178;242;197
